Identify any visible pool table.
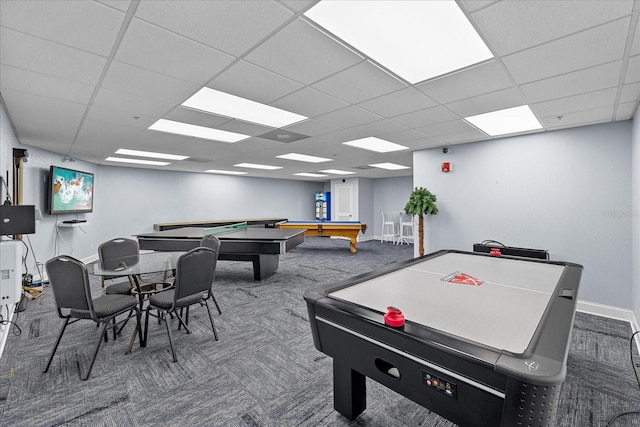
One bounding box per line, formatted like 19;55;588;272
304;249;583;426
276;220;367;253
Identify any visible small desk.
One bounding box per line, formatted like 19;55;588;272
276;220;367;253
89;251;182;349
136;223;305;280
304;250;583;426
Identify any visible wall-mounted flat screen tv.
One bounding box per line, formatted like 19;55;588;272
49;165;94;214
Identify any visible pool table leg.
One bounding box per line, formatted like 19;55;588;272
333;359;366;420
349;238;357;254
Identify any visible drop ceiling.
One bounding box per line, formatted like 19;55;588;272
0;0;638;181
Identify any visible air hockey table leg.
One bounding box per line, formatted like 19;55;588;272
333;359;366;420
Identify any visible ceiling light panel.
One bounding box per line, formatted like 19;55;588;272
464;105;543;136
234;163;283;170
369;162;411;170
105;157;170;166
343;137;409;153
276;153;332;163
149;119;250;142
182;87;308;128
320;169;356;175
304;0;493;84
294;173;328;177
205;169;248;175
116;148;188;160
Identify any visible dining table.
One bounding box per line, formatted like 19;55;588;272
88;251;184;352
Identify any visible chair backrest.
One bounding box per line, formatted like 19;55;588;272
98;238;140;270
45;256;95;319
173;247;217;304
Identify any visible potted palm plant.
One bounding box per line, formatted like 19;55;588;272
404;187;438;256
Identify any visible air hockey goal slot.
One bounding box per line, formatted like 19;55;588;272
422;370;458;399
375;358;401;379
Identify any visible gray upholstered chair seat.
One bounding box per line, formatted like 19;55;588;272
71;294;137;320
104;281;132;295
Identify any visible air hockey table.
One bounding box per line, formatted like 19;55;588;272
304;249;583;426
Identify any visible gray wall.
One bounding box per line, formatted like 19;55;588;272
413;121;633;309
632;109;640;319
371;176;414;239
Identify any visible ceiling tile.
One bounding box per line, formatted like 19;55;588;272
416;119;477;137
1;89;87;118
502;17;631;84
632;19;640;56
381;129;434;145
531;88;617;118
445;87;525;117
97;1;131;13
347;119;408;137
459;0;500;13
92;87;174;118
115;18;235;85
620;82;640;103
284;120;341;137
541;105;613;129
357;87;437;118
101;61;199;104
437;129;489;144
208;60;303;104
625;55;640;83
244;18;363;85
0;64;94;104
0;0;124;56
314;106;382;129
416;60;513;104
615;102;637;119
471;0;634;55
0;27;107;85
270;87;349;118
311;61;406;104
85;105;155;129
392;106;459;128
135;0;293;56
519;61;622;104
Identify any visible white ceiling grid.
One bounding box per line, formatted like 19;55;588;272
0;0;638;180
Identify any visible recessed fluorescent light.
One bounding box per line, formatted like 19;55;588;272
105;157;170;166
464;105;543;136
276;153;332;163
115;148;188;160
343;137;408;153
234;163;283;170
294;173;328;178
182;87;308;128
205;169;248;175
149;119;249;143
304;1;493;83
320;169;356;175
369;162;411;170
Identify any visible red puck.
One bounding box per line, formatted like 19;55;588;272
490;248;501;256
384;306;405;327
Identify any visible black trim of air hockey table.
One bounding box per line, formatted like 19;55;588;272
303;249;583;426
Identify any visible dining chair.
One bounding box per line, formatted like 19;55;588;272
199;234;222;315
381;211;397;243
144;247;219;362
98;238;139;295
43;255;141;380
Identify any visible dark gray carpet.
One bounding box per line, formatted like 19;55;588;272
0;238;639;426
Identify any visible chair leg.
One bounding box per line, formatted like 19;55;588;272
203;300;218;341
174;310;192;334
211;293;222;315
163;310;178;362
83;321;110;381
43;318;71;373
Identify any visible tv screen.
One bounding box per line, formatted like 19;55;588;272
49;166;94;214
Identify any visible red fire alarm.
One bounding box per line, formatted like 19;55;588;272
442;162;451;173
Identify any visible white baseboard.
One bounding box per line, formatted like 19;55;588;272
576;300;639;328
